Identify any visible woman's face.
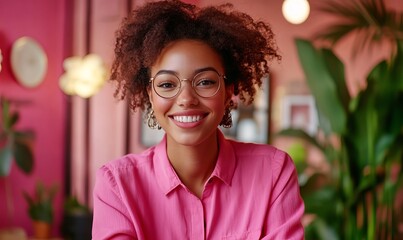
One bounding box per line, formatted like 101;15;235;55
149;39;232;147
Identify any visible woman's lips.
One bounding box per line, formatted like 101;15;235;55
169;112;208;127
173;115;202;123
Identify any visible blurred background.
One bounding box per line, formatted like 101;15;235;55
0;0;402;239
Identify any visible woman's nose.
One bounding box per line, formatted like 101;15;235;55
176;81;199;107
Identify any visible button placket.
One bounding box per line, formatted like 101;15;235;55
191;195;205;240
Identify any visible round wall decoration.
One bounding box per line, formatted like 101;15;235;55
10;37;48;88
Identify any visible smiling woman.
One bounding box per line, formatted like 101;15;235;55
92;1;304;239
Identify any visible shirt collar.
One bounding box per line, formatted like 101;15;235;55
210;130;236;186
154;135;182;195
154;130;237;195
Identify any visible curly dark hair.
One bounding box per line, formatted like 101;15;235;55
111;0;281;112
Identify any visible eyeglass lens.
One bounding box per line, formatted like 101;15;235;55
152;70;221;98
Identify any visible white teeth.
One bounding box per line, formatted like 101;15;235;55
174;115;202;123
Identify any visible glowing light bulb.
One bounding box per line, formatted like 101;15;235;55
59;54;107;98
282;0;310;24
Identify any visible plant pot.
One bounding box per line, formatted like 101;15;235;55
32;221;51;239
61;212;93;240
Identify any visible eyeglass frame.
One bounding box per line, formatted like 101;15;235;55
149;68;227;99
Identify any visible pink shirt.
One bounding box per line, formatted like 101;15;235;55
92;131;304;239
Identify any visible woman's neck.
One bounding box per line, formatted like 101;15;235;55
166;132;219;198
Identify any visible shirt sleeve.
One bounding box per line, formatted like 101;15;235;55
263;150;305;240
92;165;137;240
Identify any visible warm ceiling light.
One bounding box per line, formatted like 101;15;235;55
59;54;107;98
282;0;310;24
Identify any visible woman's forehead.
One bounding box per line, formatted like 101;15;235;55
151;39;224;76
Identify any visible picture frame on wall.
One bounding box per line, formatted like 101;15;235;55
281;95;318;135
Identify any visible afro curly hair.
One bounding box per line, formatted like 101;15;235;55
110;0;281;112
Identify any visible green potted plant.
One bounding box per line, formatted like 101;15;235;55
277;0;403;239
0;96;34;236
0;96;34;177
61;195;93;240
23;182;58;239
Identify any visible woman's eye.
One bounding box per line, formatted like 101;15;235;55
196;79;217;87
157;82;176;89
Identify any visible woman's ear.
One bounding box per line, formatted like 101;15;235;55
147;86;154;106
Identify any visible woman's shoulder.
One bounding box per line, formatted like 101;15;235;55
228;139;282;157
227;139;292;167
99;146;157;175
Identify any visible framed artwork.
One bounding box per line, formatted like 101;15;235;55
281;95;318;135
140;75;271;147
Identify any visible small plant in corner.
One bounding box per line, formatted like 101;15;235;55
23;182;58;239
61;195;93;240
63;195;91;216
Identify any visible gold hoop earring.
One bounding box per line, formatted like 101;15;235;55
220;109;233;128
147;109;161;130
220;100;234;128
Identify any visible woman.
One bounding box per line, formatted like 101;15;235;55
92;0;304;239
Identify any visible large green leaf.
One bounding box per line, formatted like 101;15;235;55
13;141;34;174
0;144;13;176
321;48;351;112
295;39;347;135
395;40;403;91
303;186;341;221
0;97;35;177
375;134;396;164
345;87;377;174
346;49;403;170
276;128;325;153
0;98;19;131
370;40;403;165
311;218;340;240
300;172;330;195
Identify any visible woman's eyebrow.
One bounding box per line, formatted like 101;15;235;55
194;67;219;74
153;67;220;77
154;69;177;76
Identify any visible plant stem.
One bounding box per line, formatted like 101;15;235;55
362;197;367;239
369;190;376;240
4;178;15;226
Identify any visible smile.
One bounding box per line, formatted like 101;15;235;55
173;115;203;123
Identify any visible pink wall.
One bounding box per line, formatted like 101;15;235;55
0;0;69;236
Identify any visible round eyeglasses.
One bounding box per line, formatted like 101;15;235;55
150;70;225;99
